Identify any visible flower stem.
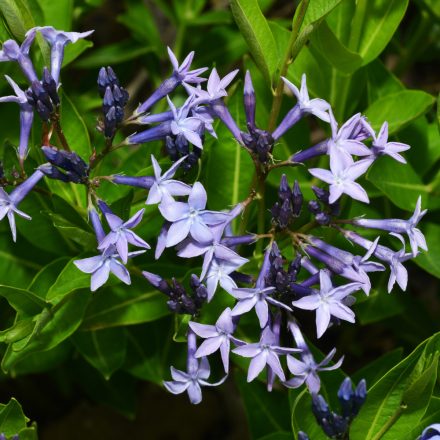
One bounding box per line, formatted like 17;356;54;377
268;0;310;132
370;404;407;440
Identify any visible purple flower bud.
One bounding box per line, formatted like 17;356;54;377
290;140;328;163
292;180;303;216
243;70;256;129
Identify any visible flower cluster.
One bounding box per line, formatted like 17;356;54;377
0;27;427;427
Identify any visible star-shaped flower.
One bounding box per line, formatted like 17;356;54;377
74;246;144;291
309;157;373;204
284;322;343;393
146;155;191;205
352;195;427;257
0;29;38;82
0;170;44;241
163;331;227;404
327;110;372;167
0;75;34;163
189;308;241;373
232;326;299;383
33;26;94;84
230;286;292;328
292;270;362;338
167;95;204;149
98;208;150;263
158;182;229;247
167;47;208;85
369;121;410;164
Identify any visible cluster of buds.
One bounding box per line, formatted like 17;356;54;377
143;272;208;315
311;377;367;438
165;133;202;172
271;175;303;229
97;66;129;138
307;185;340;226
264;243;302;303
25;67;60;121
40;146;89;184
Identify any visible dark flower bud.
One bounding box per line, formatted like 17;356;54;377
338;377;354;419
312;394;331;421
42;146;89;182
97;67;109;96
352;379;367;416
243;71;256;129
39;163;70;182
315;212;331;226
292;180;303;216
297;432;310;440
312;186;329;205
165;136;179;161
288;254;301;280
230;271;254;285
278;174;291;200
42;67;60;106
106;66;119;86
36;100;51;121
308;200;321;214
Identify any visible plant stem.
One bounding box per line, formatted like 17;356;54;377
371;404;406;440
267;0;310;132
52;114;71;152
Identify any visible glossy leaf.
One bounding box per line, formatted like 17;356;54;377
302;0;342;27
364;90;435;135
230;0;279;82
73;328;127;379
0;398;28;437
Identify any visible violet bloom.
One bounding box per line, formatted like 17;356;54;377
189;307;241;373
292;111;371;164
145;155;191;204
417;424;440;440
204;255;249;301
136;48;207;115
158;182;229;247
0;169;44;242
186;68;242;142
232;326;300;383
0;29;38;82
292;270;362;338
284;322;344;393
0;75;34;164
33;26;94;85
272;74;331;140
163;331;227;405
74;245;144;292
167;95;204;148
352;195;427;257
230;286;292;328
368;121;410;164
341;229;413;292
327;111;372;167
309;157;373;204
98;208;150;264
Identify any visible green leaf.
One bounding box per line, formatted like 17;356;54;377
366;157;435;211
311;21;362;74
60;92;92;161
46;257;93;302
0;318;35;344
230;0;279;83
63;40;94;67
74;40;153;68
0;285;46;315
204;89;254;211
117;2;161;51
356;0;409;65
414;222;440;278
364;90;435;134
81;284;169;330
349;332;440;440
302;0;342;27
235;370;291;438
36;0;73;29
16;427;38;440
28;257;70;299
2;290;90;372
365;59;404;103
73;328;127;379
0;398;28;437
0;0;38;40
